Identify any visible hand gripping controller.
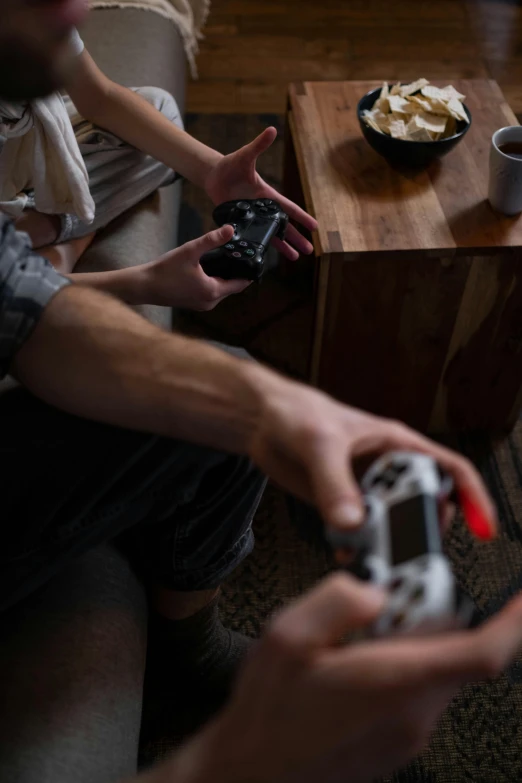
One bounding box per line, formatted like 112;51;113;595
200;198;289;281
328;452;473;637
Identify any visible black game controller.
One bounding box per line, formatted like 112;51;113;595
200;198;289;281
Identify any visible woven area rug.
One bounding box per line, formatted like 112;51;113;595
143;114;522;783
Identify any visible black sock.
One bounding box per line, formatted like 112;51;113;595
146;595;253;700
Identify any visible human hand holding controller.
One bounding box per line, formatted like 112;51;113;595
328;451;491;637
200;198;289;280
147;572;522;783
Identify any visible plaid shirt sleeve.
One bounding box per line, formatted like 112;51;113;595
0;215;70;378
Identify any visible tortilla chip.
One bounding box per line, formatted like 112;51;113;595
440;85;466;102
406;126;433;142
410;112;447;134
446;97;468;122
373;110;391;131
441;115;457;138
390;82;402;96
408;95;434;112
389;118;408;139
388;95;410;114
421;85;445;101
376;82;390;113
399;78;429;97
362;110;385;134
401;98;424;114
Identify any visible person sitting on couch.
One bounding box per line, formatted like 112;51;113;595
1;3;520;783
1;22;316;276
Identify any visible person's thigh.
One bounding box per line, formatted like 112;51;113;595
59;87;182;242
1;386;265;613
0;545;147;783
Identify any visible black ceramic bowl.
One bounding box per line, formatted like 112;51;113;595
357;86;472;169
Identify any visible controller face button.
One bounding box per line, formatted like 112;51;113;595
231;251;242;258
225;244;235;250
245;249;255;257
239;241;249;247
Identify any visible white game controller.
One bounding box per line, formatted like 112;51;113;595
328;451;472;637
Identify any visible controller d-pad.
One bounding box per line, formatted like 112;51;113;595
371;462;409;490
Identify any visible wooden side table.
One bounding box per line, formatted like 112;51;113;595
284;79;522;433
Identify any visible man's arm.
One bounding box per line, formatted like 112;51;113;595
14;282;263;454
13;274;497;534
66;50;222;189
3;212;496;530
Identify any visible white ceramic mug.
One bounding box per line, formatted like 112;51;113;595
489;126;522;215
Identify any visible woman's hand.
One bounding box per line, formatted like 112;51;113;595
204;127;318;261
143;225;250;310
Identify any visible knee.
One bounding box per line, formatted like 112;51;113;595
136;86;184;130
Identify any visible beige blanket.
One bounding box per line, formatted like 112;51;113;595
89;0;210;78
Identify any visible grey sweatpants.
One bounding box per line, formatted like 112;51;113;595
58;86;182;243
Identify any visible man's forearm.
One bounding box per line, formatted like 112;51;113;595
13;284;269;455
93;83;221;189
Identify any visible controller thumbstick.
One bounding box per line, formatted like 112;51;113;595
235;201;251;213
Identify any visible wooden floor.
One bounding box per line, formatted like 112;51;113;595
187;0;522;115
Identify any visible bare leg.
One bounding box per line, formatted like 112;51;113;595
39;232;96;274
14;210;61;248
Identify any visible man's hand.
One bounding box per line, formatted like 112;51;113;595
142;225;250;310
157;573;522;783
204;127;318;261
244;366;497;534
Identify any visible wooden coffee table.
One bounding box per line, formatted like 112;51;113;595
283;79;522;433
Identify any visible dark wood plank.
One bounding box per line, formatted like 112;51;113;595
315;253;470;431
432;254;522;431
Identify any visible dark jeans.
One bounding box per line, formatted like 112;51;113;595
1;386;266;614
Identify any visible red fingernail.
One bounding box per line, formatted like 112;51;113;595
460;491;495;540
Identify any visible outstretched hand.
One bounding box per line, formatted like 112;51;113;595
144;225;250;311
204;127;318;261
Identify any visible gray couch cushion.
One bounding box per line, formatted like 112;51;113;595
77;9;187;328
